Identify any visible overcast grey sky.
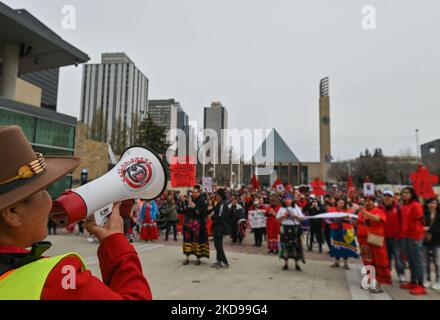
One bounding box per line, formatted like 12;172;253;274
4;0;440;161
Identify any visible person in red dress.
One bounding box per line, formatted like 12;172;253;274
358;196;392;293
265;195;282;254
139;201;159;242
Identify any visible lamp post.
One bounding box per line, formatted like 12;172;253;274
238;155;241;185
230;146;234;188
415;129;420;160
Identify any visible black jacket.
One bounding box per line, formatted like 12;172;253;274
185;195;208;222
304;202;325;227
425;210;440;246
211;200;232;237
229;204;246;223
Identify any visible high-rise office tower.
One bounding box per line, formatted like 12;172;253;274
148;99;192;156
148;99;189;132
80;52;149;153
203;101;228;181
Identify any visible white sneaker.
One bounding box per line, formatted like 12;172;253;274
423;280;431;288
432;281;440;290
88;236;99;243
398;274;407;283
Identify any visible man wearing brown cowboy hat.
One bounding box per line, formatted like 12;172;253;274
0;126;152;300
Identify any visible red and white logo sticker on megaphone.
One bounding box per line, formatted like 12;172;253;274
50;146;168;227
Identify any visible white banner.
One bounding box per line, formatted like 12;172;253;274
248;210;267;229
305;212;358;220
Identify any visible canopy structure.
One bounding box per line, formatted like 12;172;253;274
0;3;89;75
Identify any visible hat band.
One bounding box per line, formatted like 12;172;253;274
0;153;46;194
0;175;41;195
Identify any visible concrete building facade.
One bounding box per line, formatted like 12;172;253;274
148;99;189;132
21;68;59;111
203;101;229;183
80;52;149;152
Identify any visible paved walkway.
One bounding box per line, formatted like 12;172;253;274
45;232;440;300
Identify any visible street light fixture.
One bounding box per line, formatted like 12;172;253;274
415;129;420;160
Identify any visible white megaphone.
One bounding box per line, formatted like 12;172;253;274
50;146;168;227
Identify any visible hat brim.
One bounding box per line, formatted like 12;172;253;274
0;156;80;210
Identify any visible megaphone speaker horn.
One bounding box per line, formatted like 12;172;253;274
50;146;168;227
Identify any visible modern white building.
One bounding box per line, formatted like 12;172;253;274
80;52;149;152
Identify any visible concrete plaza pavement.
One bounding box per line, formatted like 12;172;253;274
45;233;440;300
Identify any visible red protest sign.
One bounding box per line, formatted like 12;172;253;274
170;156;196;188
410;164;438;199
311;178;326;196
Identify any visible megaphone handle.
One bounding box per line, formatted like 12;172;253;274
89;203;114;227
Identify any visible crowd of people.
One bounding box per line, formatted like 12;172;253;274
63;182;440;296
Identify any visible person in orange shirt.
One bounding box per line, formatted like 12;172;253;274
358;196;392;293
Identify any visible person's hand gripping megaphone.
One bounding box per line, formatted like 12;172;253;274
83;202;123;242
50;146;168;228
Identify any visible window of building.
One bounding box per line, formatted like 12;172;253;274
35;118;75;149
0;109;75;198
0;109;36;141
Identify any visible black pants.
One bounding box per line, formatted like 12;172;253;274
231;223;244;244
253;228;264;247
309;223;323;252
123;218;131;236
166;221;178;240
214;235;228;265
48;220;57;235
324;223;332;250
77;221;84;234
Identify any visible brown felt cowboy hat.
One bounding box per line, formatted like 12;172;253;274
0;126;80;210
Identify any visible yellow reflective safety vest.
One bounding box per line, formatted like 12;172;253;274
0;253;86;300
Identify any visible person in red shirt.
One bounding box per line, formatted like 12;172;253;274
379;190;406;283
296;194;308;210
358;196;392;293
399;187;427;295
0;126;152;300
265;195;282;254
120;199;136;242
